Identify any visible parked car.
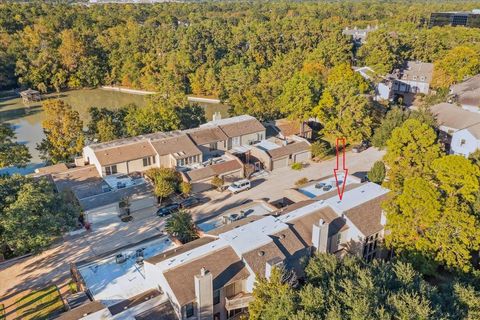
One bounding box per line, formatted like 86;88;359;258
315;182;326;189
157;203;180;217
180;197;200;208
352;141;370;153
227;179;251;194
322;184;333;191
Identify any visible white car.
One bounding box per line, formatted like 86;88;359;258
227;179;251;194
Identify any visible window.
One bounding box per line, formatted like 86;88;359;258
105;165;117;176
363;233;379;262
213;289;221;305
209;143;217;151
232;136;241;147
185;302;194;318
143;157;152;167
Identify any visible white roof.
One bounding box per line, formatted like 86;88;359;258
155;238;230;271
325;182;389;214
201;115;257;127
255;140;281;151
219;216;289;255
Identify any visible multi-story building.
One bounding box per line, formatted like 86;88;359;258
429;10;480;28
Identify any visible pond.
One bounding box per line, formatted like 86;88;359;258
0;88;229;174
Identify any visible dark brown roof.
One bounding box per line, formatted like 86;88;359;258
345;193;389;236
108;289;161;315
135;301;177;320
94;140;157;166
185;159;242;182
206;216;264;236
56;301;106;320
267;141;310;160
218;119;265;138
145;236;217;265
242;241;286;278
186;127;228;145
150;134;201;159
163;246;250;306
285;207;348;246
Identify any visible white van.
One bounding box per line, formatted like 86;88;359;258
227;179;251;194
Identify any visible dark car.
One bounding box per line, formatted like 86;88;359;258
157;203;180;217
322;184;333;191
352;141;370;153
180;197;200;208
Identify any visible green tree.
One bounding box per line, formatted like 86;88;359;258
146;168;181;205
249;267;297;320
432;46;480;89
368;161;386;184
278;71;322;120
358;29;403;74
0;123;31;168
383;119;441;192
305;31;353;68
164;210;198;244
96;117;118;143
211;175;224;191
180;181;192;196
0;175;80;256
313;63;372;143
37;100;84;164
310;140;331;160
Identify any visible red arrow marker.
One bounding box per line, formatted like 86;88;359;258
333;138;348;200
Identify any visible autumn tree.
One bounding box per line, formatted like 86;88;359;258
0;123;31;168
358;29;403;74
313;63;372;143
368;161;386;184
37;100;84;164
432;46;480;89
146;168;181;205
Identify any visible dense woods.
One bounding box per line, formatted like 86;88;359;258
1;1;480;123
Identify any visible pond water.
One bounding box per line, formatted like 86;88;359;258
0;88;228;174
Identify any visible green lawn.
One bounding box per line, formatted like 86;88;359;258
15;286;65;320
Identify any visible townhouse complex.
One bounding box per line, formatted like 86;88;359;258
63;181;390;320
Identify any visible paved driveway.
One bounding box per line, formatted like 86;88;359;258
0;147;384;310
190;147;385;222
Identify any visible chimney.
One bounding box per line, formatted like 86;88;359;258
312;219;329;253
265;257;283;279
194;267;213;320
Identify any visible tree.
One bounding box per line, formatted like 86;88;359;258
368;161;385;184
146;168;181;205
96;117;118;143
0;123;31;168
432;46;480;89
211;175;224;191
305;31;353;68
164;210;198;244
310;140;331;160
358;30;403;75
0;175;80;256
383;119;441;192
385;156;480;273
277;71;322;120
313;63;372;143
87;106;128;142
180;181;192;196
249;267;297;320
37;100;84;164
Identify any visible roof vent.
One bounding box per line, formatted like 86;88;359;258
258;251;265;256
280;234;286;239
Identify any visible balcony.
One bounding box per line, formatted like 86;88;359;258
225;292;254;311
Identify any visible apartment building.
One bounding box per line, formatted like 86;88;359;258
142;182;389;320
429;10;480;28
82;115;266;178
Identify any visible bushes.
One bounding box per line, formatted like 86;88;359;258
211;175;224;190
291;162;303;170
295;177;309;187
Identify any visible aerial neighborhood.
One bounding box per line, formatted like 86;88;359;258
2;2;480;320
